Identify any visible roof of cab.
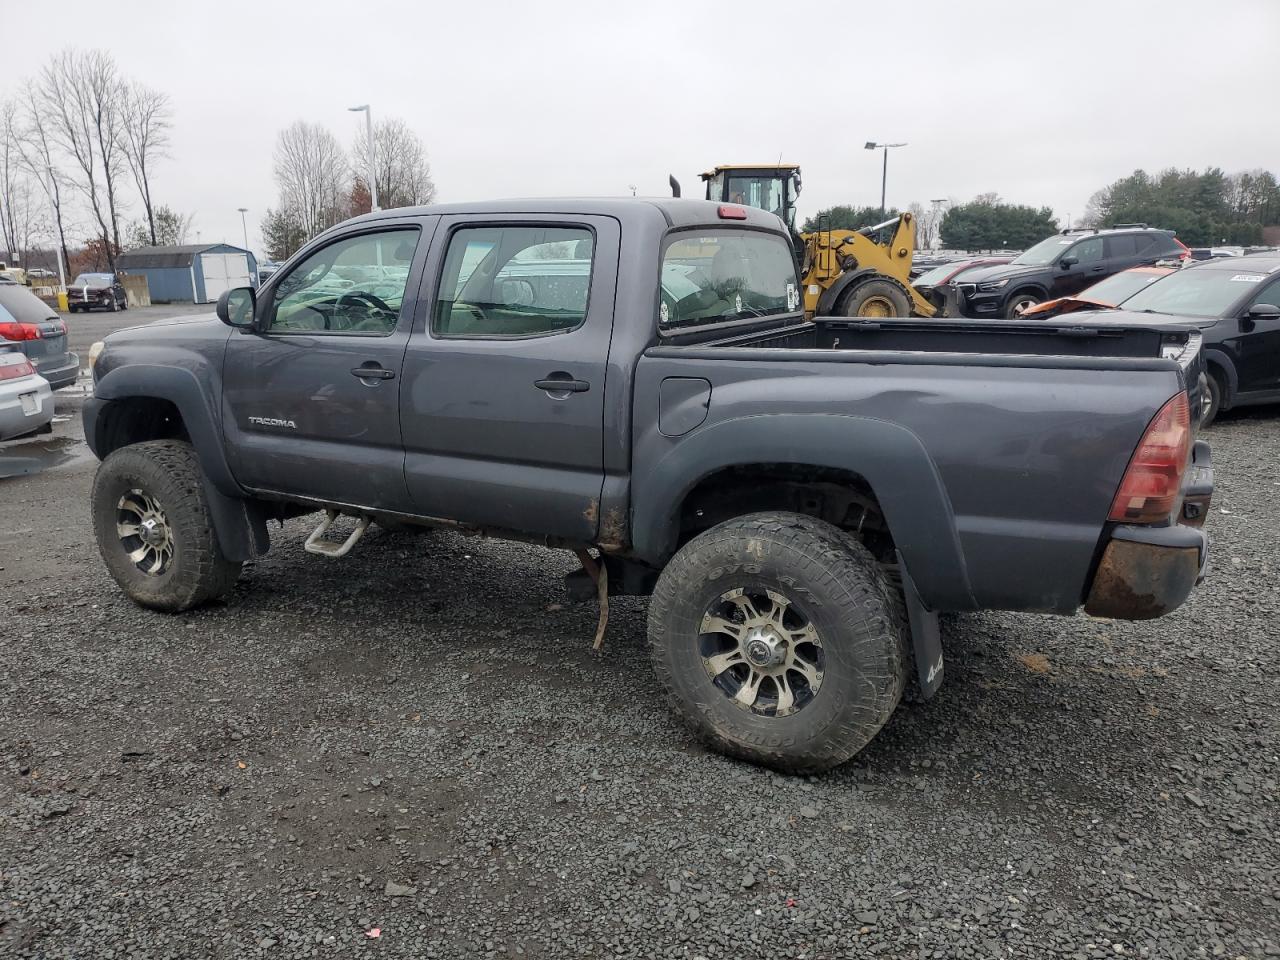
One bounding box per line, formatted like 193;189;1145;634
336;197;786;232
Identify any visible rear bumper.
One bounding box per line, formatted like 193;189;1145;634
34;353;80;390
0;375;54;441
1084;442;1213;620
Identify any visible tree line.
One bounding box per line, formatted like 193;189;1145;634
804;166;1280;252
0;49;175;275
262;117;435;262
1083;168;1280;246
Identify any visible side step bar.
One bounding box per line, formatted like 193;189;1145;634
304;509;370;558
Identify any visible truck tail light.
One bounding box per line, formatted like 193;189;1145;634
0;355;36;380
718;204;748;220
1109;392;1191;524
0;321;43;341
1173;237;1192;260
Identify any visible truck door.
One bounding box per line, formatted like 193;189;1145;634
1234;277;1280;394
400;214;619;542
221;221;434;510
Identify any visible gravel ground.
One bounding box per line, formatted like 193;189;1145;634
1;393;1277;959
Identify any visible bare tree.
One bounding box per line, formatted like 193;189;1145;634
273;121;347;237
351;117;436;209
8;97;75;275
35;50;128;271
117;82;171;246
0;99;22;258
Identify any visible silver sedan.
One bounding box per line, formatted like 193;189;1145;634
0;351;53;441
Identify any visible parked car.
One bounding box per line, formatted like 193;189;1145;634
85;198;1213;773
955;226;1189;319
1103;255;1280;426
0;261;29;285
0;347;53;440
1188;247;1241;261
913;257;1011;313
0;282;80;389
1021;266;1176;319
26;267;56;282
68;273;127;313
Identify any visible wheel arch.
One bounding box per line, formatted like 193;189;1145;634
1201;348;1237;408
630;414;976;611
87;365;240;496
85;367;269;563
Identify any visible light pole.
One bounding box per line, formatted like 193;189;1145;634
236;207;249;251
349;104;379;212
44;165;66;293
864;141;907;217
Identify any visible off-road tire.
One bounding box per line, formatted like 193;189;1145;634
92;440;241;612
1201;371;1223;428
840;279;911;318
1005;291;1041;319
648;511;909;773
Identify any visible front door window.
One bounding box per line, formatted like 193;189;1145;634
269;229;419;335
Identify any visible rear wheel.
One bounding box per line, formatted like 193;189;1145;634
1005;291;1041;318
840;279;910;318
92;439;241;612
648;511;909;773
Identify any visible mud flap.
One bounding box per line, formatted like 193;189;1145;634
899;550;944;699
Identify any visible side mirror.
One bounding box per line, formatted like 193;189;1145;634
216;287;256;329
1059;256;1078;270
1246;302;1280;320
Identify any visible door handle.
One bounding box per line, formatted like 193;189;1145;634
534;376;590;393
351;365;395;381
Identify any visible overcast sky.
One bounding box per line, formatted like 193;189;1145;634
6;0;1278;258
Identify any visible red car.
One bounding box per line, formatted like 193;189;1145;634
913;258;1011;313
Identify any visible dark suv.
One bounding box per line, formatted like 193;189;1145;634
956;226;1188;319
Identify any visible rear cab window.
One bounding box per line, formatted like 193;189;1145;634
658;230;800;334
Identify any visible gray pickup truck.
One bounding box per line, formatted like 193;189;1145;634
85;198;1214;772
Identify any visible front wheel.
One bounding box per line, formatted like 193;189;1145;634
647;512;909;773
91;440;241;612
1200;371;1223;427
840;279;910;318
1005;292;1041;318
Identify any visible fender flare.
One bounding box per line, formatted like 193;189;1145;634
630;414;977;612
85;365;268;562
1201;348;1238;407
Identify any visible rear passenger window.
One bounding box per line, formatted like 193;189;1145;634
434;226;593;338
659;230;800;332
1106;235;1137;258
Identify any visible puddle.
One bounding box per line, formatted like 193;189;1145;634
0;435;94;479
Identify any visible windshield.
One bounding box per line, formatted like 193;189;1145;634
1120;267;1268;318
659;230;799;332
726;176;786;220
1011;235;1076;266
71;273;111;287
1080;269;1170;305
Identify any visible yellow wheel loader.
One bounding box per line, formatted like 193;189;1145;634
691;165;935;319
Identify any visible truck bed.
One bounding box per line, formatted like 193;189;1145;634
633;313;1203;618
699;316;1201;365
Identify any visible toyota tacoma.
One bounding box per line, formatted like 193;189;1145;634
85;198;1213;772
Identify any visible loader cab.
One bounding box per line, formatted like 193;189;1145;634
701;165;802;235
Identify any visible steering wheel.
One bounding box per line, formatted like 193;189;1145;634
333;291;394;330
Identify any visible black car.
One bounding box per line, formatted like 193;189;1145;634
1100;255;1280;426
68;272;127;313
956;226;1188;319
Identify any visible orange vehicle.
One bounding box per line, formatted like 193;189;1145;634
1022;265;1176;318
